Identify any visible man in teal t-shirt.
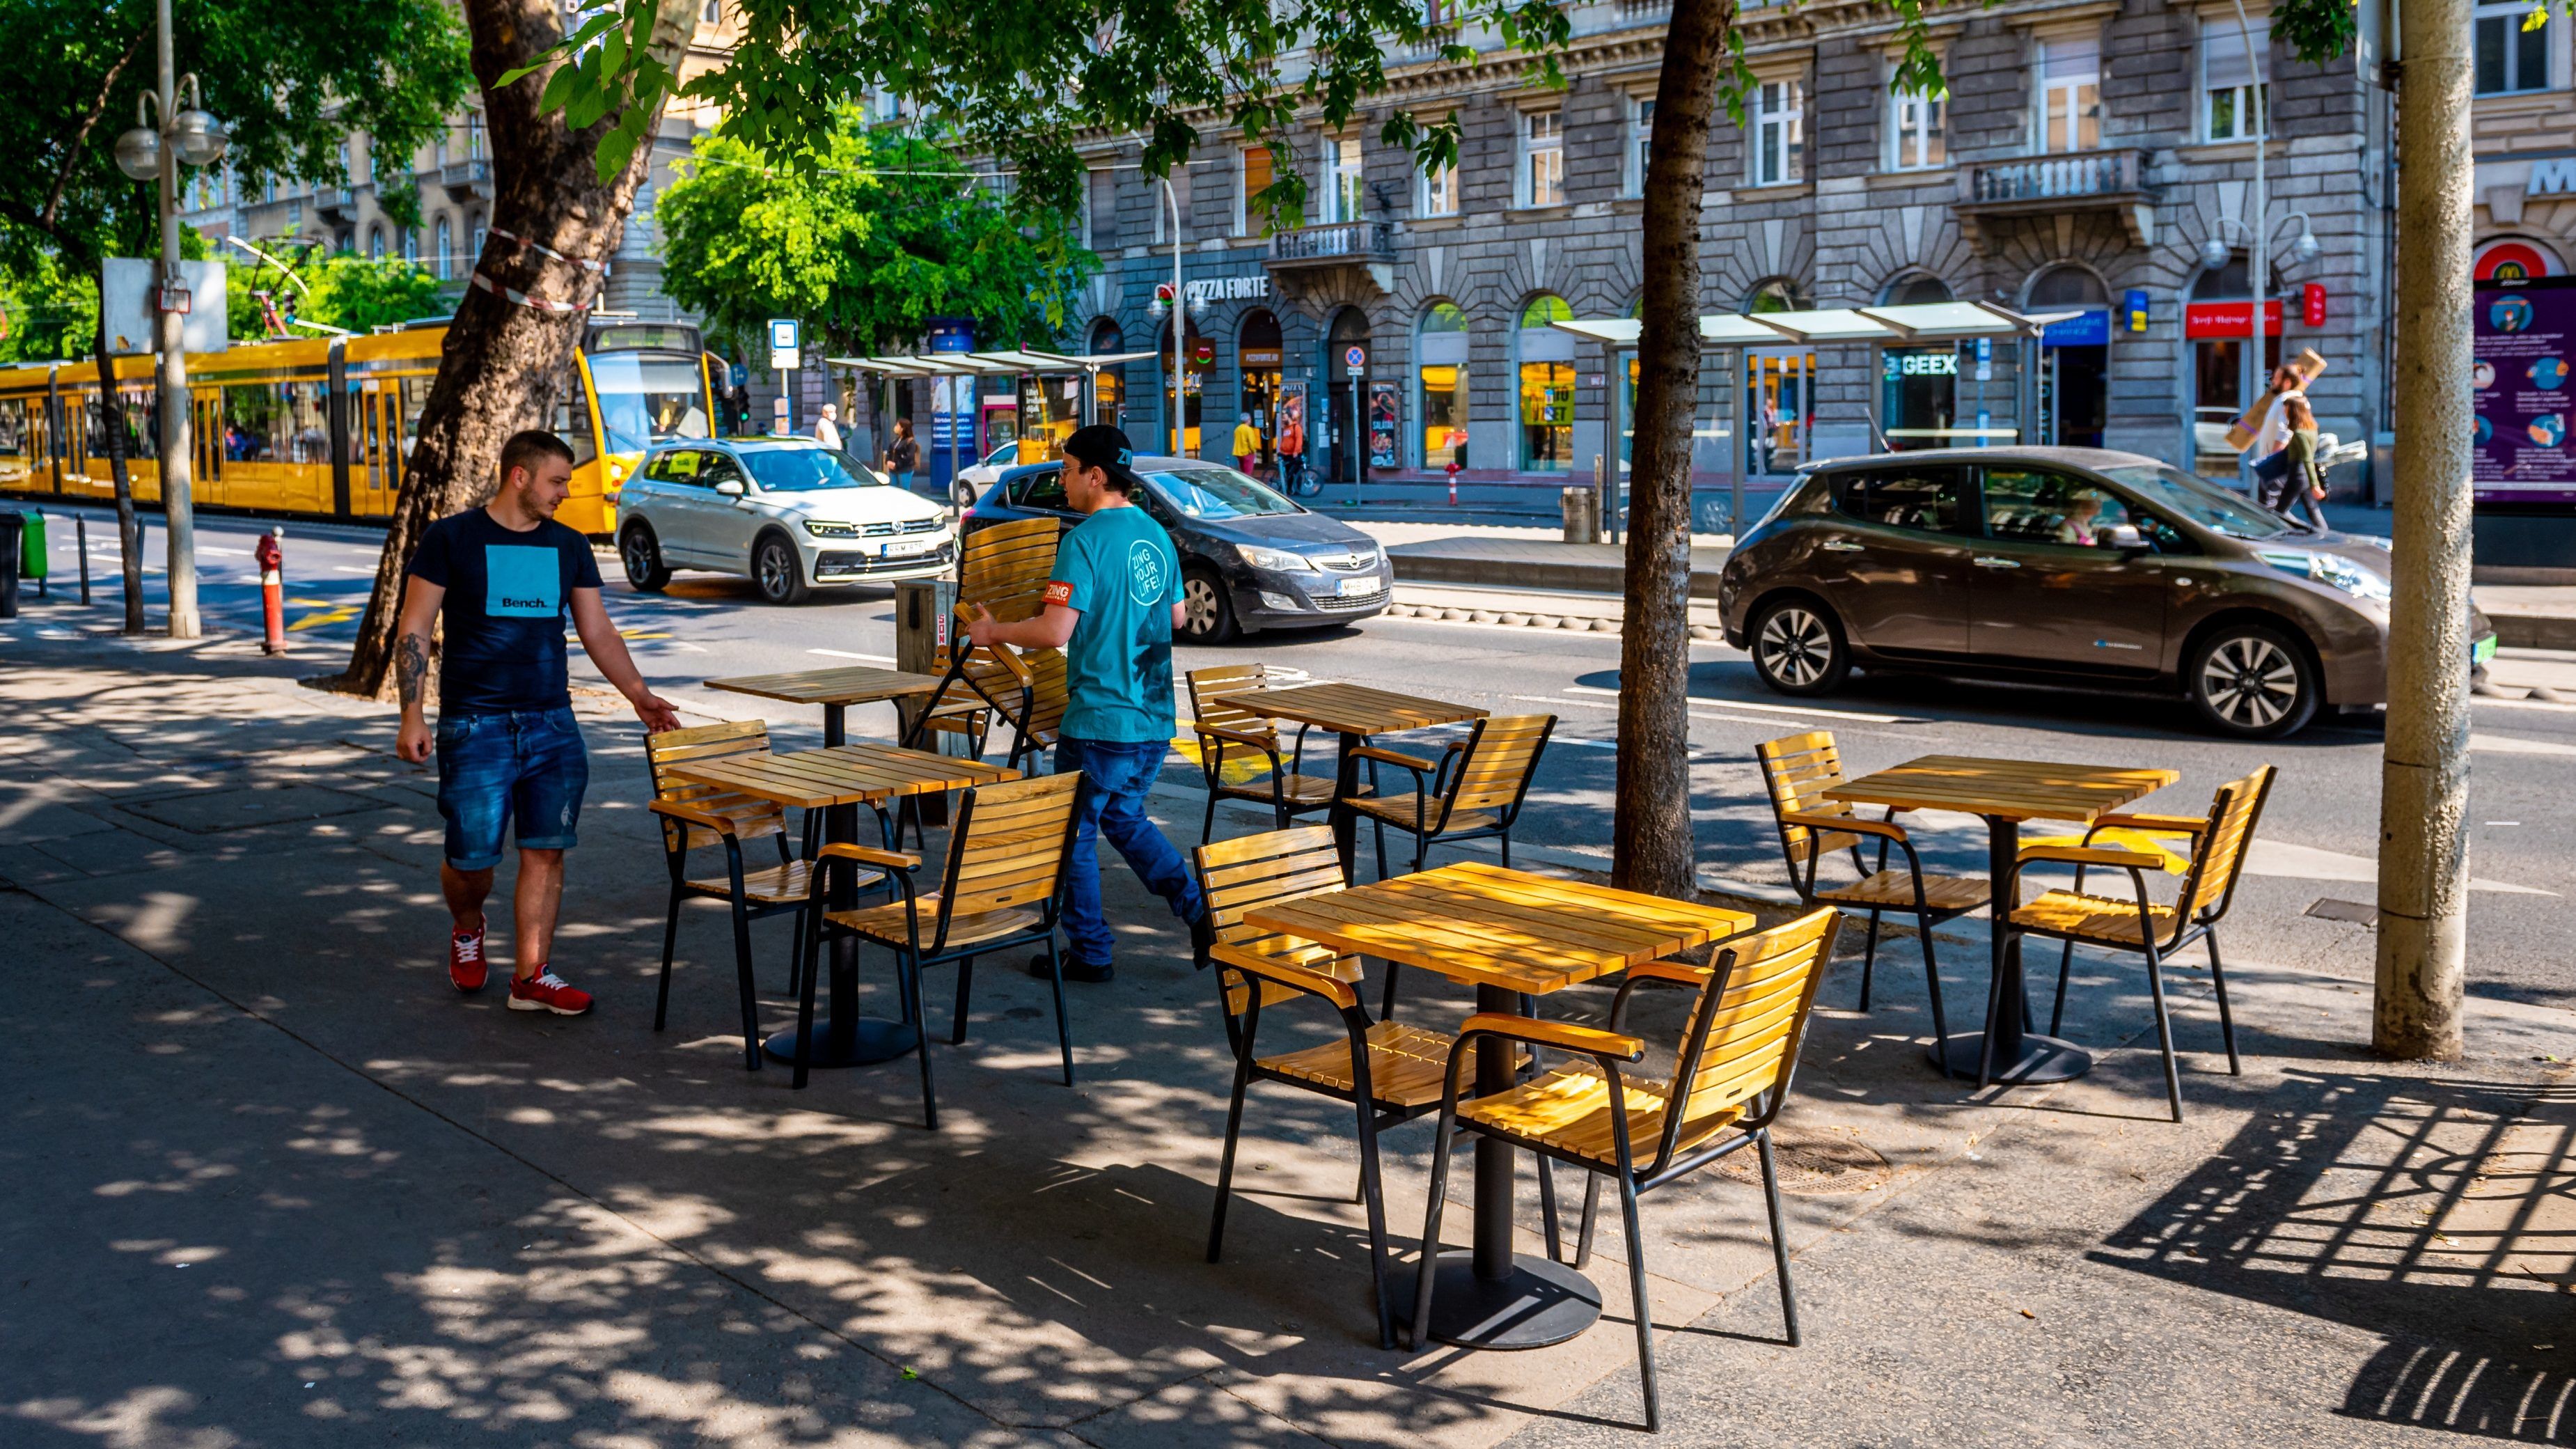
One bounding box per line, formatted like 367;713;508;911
966;425;1206;982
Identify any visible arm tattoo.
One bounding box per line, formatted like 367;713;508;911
396;631;430;709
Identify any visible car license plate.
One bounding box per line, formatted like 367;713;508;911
2473;634;2497;666
1337;576;1382;598
881;538;934;558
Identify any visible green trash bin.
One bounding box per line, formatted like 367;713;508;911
19;508;46;585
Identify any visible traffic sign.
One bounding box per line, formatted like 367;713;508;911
1343;344;1366;376
768;317;801;371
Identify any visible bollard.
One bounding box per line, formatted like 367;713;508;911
1446;458;1460;506
256;525;286;655
0;510;21;619
20;510;46;597
1561;487;1599;545
77;515;91;604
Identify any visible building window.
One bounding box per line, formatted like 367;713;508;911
1420;161;1458;217
2203;18;2270;140
435;217;453;279
1321;135;1365;224
1417;301;1471;468
368;225;384;258
702;0;721;21
466;112;484;161
403;228;418;265
1238;146;1272;235
1516;295;1575;471
2037;35;2102;153
2475;0;2550;93
1890;85;1946;170
1624;97;1656;196
1518;111;1564;207
1749;81;1804;187
470;214;487;272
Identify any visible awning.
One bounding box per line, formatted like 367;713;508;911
826;349;1160;375
1554;301;2080;347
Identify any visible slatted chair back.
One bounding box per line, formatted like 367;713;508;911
955;516;1061;625
1193;826;1355;1016
1754;732;1866;870
644;721;785;852
2179;765;2277;925
1021;647;1070;749
1443;714;1555;817
1187;664;1285;751
936;772;1086;927
1663;907;1840;1157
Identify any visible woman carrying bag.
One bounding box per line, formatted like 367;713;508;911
2254;395;2330;529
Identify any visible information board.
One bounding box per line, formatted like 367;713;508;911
2473;275;2576;505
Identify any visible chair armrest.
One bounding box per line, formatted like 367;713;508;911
981;642;1036;686
1457;1012;1645;1062
2018;844;2165;870
1623;959;1709;988
1350;744;1449;772
2094;813;2208;838
650;799;742;835
819;841;922;870
1780;810;1908;843
1210;941;1359;1010
1195;725;1282;753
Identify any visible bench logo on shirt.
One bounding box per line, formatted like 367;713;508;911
1125;539;1167;607
485;545;563;618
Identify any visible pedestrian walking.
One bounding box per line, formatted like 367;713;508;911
394;429;683;1015
815;402;844;452
1231;412;1262;476
964;424;1209;982
882;418;919;493
1276;397;1308;496
2257;394;2332;530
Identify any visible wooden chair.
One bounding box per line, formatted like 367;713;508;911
2004;765;2275;1121
1345;713;1555;879
1409;908;1841;1430
1185;664;1344;840
1756;731;1982;1067
796;770;1085;1127
645;721;865;1070
1193;826;1544;1349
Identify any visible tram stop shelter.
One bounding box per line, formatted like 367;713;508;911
830;350;1160;492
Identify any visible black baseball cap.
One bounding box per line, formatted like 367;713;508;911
1062;424;1147;493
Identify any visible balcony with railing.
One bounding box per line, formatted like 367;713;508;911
1264;219;1398;268
1955;148;2158;248
439;158;493;202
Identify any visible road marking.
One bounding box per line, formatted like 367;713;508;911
1381;612;1725;644
2469;732;2576;757
331;565;376;574
1562;683;1913;724
197;545;249;556
808;648;898;664
2241;838;2556;896
2474;695;2576;716
288;604;363;631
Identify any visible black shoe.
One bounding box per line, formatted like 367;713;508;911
1188;907;1216;969
1028;952;1113;984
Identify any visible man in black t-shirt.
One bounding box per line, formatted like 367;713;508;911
396;430;680;1015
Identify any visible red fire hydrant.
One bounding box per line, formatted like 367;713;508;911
1445;459;1461;506
256;526;285;655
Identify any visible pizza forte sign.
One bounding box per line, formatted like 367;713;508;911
1183;276;1270;303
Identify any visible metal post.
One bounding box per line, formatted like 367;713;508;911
1725;347;1743;535
2236;0;2269;493
1160;176;1184;457
77;515;91;604
155;0;199;638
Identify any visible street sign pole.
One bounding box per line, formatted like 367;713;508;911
768;318;800;437
154;0;198;639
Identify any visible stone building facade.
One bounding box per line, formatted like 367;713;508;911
1069;0;2412;506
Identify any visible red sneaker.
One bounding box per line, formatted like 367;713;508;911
508;969;592;1017
449;927;489;993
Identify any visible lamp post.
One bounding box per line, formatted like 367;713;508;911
114;0;228;639
1148;175;1186;457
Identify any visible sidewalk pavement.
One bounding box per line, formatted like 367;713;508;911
3;625;2573;1448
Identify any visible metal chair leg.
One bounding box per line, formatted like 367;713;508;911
1917;911;1951;1074
2050;937;2077;1037
1858;909;1882;1011
653;879;682;1033
1200;787;1218;845
902;950;938;1130
1379;964;1403;1023
1353;1098;1397;1351
1407;1117;1461;1351
1044;935;1075;1086
1537;1154;1563;1264
727;889;763;1072
1575;1173;1602;1269
1977;929;2011;1090
791;912;824;1091
2205;930;2240;1074
951;955;975;1044
1619;1173;1660;1432
2142;941;2183;1122
1208;1050;1252;1262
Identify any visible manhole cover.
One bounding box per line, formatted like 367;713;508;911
2307;898;2377;926
1714;1127;1894;1195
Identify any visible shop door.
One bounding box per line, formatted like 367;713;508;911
1744;350;1812;475
361;384;402;516
1327;374;1359;488
192;392;221;506
1239;368;1282;477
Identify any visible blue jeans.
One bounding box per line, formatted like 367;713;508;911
1056;736;1203;966
434;707;589;871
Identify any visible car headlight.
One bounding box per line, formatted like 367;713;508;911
802;520;862;538
2259;549;2392;603
1238;545;1317;573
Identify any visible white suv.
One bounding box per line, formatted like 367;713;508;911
617;439;957;604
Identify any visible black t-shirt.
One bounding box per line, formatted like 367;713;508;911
404;508;604;714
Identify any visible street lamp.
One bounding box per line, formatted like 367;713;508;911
112;14;227;639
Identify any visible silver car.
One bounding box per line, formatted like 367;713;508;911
617;439;957;604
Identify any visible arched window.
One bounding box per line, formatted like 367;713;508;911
1515;295;1574;471
2027;265;2107;308
402;228;418;265
368;225;384;259
1745;278;1810;314
469;214;487;274
1880;273;1954;306
1417;301;1470;469
434;217;453;279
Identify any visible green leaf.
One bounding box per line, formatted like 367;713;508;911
601;24;627;82
594;125;639;183
539;58;579;112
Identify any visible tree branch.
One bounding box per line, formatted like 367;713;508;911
46;25;152;231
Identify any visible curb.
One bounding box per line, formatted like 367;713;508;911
1390;552;1729;599
2492;612;2576;652
1383;598;1729;643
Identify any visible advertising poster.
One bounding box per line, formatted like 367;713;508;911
2473;274;2576;504
1367;379;1401;469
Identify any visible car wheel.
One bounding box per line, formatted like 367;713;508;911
618;524;670;592
753;533;811;606
1750;596;1849;696
2188;622;2318;738
1178;566;1238;644
952;478;979;510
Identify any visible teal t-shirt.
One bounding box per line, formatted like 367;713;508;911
1048;504;1183;743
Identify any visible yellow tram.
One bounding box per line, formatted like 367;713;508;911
0;319;721;537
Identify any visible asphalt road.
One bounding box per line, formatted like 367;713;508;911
19;499;2575;1010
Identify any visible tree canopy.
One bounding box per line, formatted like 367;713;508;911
657;113;1093;359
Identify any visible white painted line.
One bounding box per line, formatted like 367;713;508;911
1562;682;1912;724
808;648;900;664
2472;695;2576;715
2469;732;2576;757
197;545;249;556
331;565;376;574
1381;613;1725;644
1515;694;1615;709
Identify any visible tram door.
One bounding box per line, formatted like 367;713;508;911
357;382;401;516
194;392;223;506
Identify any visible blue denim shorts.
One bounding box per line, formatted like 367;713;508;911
434;707;590;870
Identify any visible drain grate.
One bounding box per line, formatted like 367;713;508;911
2307;898;2377;926
1715;1127;1894;1195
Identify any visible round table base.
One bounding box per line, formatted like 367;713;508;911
1395;1250;1603;1349
1927;1030;2091;1084
764;1018;921;1068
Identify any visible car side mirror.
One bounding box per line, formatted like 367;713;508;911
714;479;746;499
2100;523;2144;551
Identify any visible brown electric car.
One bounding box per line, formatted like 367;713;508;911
1715;447;2497;738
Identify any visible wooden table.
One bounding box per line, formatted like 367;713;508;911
706;665;945;747
1216;681;1488;876
1825;755;2178;1086
1245;861;1754;1351
667;742;1017;1072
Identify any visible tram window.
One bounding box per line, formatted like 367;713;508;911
398;376;432;460
123;389;157;457
282;382;329;464
549;370;601;466
0;399;26;454
223;384;279;462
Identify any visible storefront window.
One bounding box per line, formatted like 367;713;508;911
1881;345;1962;451
1516;295;1573;471
1418;301;1470;468
1745;351;1812;474
1090;319;1124;429
1238;308;1285;478
2187;256;2281;473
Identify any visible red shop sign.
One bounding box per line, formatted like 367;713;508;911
2302;283;2327;327
2184;300;2284;338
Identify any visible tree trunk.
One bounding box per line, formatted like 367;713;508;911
92;321;146;635
334;0;692;698
2373;0;2473;1060
1612;0;1733;898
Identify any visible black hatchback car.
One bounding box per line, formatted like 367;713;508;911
1716;446;2497;738
962;455;1392;641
